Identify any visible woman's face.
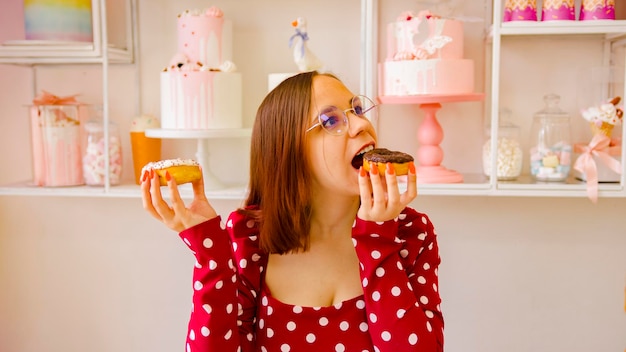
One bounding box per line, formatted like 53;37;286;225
306;75;378;195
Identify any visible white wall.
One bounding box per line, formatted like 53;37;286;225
0;0;625;352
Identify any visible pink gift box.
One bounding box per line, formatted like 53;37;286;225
574;139;622;182
30;104;89;187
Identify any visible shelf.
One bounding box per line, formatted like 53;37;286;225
145;128;252;139
489;19;626;37
3;173;622;198
0;181;249;200
378;93;485;105
0;44;133;64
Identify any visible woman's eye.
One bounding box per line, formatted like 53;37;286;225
353;105;364;116
321;113;340;128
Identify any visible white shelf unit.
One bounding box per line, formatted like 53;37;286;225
0;0;138;197
360;0;626;198
487;0;626;198
3;0;624;199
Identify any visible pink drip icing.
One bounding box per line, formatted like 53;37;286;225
178;15;224;68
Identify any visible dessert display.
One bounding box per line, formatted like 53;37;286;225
142;159;202;186
503;0;538;22
541;0;575;21
160;7;242;130
579;0;615;21
573;96;623;188
30;104;84;187
529;94;572;182
83;120;123;186
379;10;475;97
363;148;414;175
130;114;162;185
581;96;623;138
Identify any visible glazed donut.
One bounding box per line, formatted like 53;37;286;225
363;148;414;176
142;159;202;186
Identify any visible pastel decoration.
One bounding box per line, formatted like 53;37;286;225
503;0;538;22
542;0;575;21
580;0;616;20
574;134;622;203
289;17;324;72
30;91;86;187
24;0;93;42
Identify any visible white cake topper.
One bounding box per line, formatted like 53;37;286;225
289;17;324;72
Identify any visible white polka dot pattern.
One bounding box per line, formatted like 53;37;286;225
177;207;443;352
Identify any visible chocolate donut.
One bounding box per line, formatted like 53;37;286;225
363;148;414;175
143;159;202;186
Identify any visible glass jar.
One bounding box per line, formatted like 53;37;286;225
30;104;84;187
83;120;123;186
529;94;572;182
482;109;523;180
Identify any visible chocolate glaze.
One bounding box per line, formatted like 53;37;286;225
363;148;413;163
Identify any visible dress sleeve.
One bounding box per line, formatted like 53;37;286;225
178;213;262;352
351;207;444;352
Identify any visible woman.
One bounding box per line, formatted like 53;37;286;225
142;71;444;351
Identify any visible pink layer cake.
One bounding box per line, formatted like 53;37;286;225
380;10;474;97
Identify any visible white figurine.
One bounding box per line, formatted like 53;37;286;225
289;17;324;72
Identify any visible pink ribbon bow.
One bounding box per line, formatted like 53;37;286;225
32;90;79;105
574;134;622;203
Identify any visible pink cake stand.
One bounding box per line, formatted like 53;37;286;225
378;93;485;183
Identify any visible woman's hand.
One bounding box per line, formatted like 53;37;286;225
141;168;218;232
357;162;417;222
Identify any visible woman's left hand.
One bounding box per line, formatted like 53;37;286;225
357;162;417;222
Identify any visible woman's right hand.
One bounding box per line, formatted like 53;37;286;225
141;168;218;232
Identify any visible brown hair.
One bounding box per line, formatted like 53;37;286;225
238;71;333;254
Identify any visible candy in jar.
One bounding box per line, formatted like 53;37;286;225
529;94;572;182
483;109;523;181
83;120;123;186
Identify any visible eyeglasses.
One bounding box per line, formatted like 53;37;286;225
306;95;377;135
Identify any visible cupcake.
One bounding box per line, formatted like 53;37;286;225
581;96;623;137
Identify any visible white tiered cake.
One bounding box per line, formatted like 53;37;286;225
160;7;242;130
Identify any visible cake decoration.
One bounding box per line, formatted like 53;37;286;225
289;17;324;72
573;96;622;202
581;96;623;137
392;11;452;61
380;10;475;96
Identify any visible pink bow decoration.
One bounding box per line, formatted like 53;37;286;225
573;134;622;203
32;90;80;105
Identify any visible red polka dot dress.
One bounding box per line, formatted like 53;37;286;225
178;206;443;352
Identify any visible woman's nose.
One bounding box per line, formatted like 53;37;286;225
347;110;371;137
